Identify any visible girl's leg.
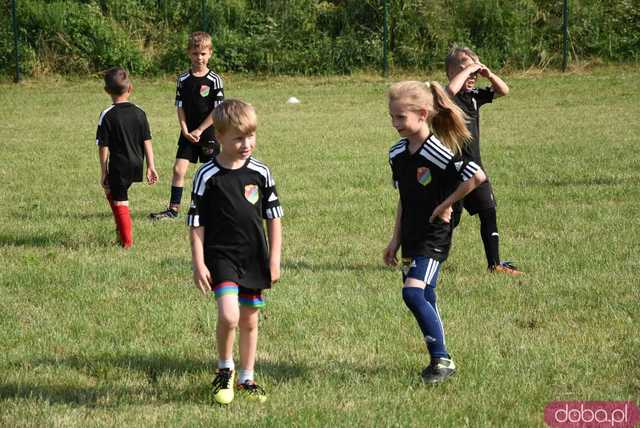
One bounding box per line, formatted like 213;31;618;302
402;257;448;359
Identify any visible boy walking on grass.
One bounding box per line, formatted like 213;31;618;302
188;99;282;405
96;67;158;248
150;31;224;220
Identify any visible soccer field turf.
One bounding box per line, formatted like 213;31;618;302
1;68;639;427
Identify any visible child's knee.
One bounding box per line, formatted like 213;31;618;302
173;159;189;177
239;309;259;330
218;311;239;329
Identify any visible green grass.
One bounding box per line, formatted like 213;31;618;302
1;68;639;427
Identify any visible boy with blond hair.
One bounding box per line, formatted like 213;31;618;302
188;99;282;404
445;46;522;275
150;31;224;220
96;67;158;248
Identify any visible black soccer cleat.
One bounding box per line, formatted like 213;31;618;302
149;208;179;221
421;357;456;384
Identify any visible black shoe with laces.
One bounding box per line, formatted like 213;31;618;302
421;357;456;384
149;208;179;221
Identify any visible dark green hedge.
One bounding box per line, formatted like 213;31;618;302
2;0;639;77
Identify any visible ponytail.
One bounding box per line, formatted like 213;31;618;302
426;81;470;156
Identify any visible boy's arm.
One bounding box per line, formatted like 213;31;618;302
430;168;486;223
98;146;109;189
190;226;212;294
266;217;282;284
143;139;158;185
383;199;402;267
177;107;198;143
479;64;510;97
447;62;482;96
191;114;214;141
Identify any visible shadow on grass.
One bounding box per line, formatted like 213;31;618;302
0;353;309;406
0;232;74;248
74;211;114;220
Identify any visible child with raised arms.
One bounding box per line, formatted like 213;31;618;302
445;46;522;275
96;67;158;248
150;31;224;220
384;81;486;383
188;99;282;404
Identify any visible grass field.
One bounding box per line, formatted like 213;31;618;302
1;67;639;427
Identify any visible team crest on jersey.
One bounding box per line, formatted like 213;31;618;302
199;85;210;97
244;185;259;205
417;167;431;186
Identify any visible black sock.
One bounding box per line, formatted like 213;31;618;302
169;186;183;208
479;208;500;267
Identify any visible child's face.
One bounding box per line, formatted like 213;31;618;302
389;100;426;139
189;46;212;70
459;56;478;91
218;128;256;161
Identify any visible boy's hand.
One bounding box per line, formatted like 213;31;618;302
383;239;400;266
270;263;281;284
429;204;453;224
100;173;109;190
146;167;159;185
181;129;199;144
190;128;203;142
465;62;482;75
477;63;491;78
193;264;212;295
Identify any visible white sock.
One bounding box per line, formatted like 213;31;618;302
218;359;234;370
238;369;254;384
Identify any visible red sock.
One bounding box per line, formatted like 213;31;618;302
113;205;133;248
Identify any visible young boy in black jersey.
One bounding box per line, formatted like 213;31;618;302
188;99;282;405
96;67;158;248
150;31;224;220
445;46;523;276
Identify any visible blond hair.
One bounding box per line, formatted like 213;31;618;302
212;99;257;135
187;31;212;51
388;80;470;155
445;46;479;76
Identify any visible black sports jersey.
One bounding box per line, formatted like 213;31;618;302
175;69;224;143
187;157;283;290
96;102;151;184
389;135;481;261
452;87;494;166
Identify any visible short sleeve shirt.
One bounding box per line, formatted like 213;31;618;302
389;135;481;261
187;157;283;289
452;87;494;166
175;70;224;143
95;102;151;184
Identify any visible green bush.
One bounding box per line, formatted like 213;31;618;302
2;0;638;78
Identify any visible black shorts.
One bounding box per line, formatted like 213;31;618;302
205;256;270;291
176;134;220;163
107;174;132;202
461;180;496;216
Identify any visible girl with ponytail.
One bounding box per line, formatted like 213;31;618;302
384;80;486;383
